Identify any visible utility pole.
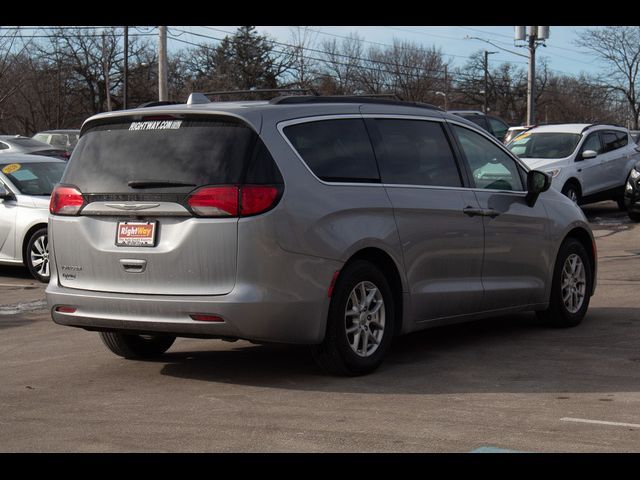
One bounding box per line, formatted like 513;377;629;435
102;32;112;112
483;51;498;114
444;65;448;111
527;29;536;126
123;26;128;110
515;26;549;125
158;26;168;102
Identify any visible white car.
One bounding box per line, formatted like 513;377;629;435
507;123;640;207
0;155;66;282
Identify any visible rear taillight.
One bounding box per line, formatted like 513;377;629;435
50;185;85;215
240;186;280;216
187;186;239;217
187;185;280;218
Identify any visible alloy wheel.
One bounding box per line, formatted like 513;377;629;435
344;281;385;357
29;234;49;279
561;253;586;313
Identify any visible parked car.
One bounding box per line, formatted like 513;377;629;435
0;155;67;282
32;129;80;156
46;95;596;376
0;135;69;160
506;123;640;208
622;159;640;221
629;130;640;144
447;110;510;142
503;125;535;145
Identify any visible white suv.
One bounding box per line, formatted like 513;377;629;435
507;123;640;207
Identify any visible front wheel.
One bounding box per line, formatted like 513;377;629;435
26;227;50;283
99;332;176;359
311;260;395;376
536;238;593;328
561;183;580;205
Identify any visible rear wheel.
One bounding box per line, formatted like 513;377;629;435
26;227;49;283
99;332;176;359
537;238;592;328
311;260;395;376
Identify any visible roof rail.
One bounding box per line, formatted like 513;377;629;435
580;123;626;133
137;100;181;108
270;95;443;111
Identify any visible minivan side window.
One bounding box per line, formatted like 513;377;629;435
283;119;380;183
452;125;524;191
371;119;462;187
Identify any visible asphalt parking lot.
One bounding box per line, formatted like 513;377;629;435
1;201;639;452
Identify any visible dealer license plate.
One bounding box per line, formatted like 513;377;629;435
116;221;157;247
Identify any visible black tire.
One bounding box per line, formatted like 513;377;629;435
561;182;581;205
99;332;176;359
628;211;640;222
311;260;395;376
616;196;627;211
25;227;49;283
536;238;592;328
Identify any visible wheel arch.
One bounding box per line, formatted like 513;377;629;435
343;247;406;337
562;178;582;197
21;222;48;266
563;226;597;296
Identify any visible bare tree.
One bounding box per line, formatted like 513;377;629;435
576;26;640;129
319;33;364;94
285;27;321;90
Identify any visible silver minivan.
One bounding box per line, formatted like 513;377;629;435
46;95;597;375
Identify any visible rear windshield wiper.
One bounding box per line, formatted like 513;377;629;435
127;180;197;189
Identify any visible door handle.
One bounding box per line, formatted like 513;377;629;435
463;206;484;217
463;207;500;218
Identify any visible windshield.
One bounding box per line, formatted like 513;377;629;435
7;138;50;148
1;161;66;195
507;132;581;159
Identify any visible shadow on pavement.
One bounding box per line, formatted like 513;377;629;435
0;265;33;281
158;307;640;394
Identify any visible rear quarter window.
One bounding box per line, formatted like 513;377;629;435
283;118;380;183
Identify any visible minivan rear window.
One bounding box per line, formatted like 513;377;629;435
283;119;380;183
63;116;273;193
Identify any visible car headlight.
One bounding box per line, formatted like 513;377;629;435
630;168;640;181
545;168;561;178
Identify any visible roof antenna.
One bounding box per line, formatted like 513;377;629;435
187;93;211;105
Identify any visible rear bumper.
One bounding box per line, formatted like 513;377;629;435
46;280;333;344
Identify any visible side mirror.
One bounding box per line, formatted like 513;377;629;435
0;185;13;200
580;149;598;160
525;170;551;207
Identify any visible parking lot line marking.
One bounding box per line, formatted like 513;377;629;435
561;417;640;429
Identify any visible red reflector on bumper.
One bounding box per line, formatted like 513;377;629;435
55;305;77;313
190;314;224;322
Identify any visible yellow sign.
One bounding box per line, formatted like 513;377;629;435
1;163;20;174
